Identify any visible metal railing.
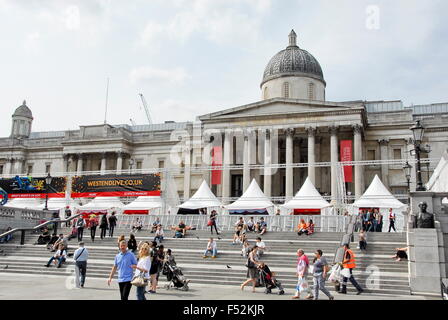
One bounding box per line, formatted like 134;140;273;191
116;214;349;233
0;214;82;245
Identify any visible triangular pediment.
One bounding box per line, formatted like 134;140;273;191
199;98;362;121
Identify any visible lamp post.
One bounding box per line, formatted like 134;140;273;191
410;120;429;191
44;173;52;211
403;161;412;204
129;159;135;174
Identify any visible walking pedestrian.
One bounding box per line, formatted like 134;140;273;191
358;229;367;251
240;246;261;293
108;240;137;300
209;210;219;235
311;250;334;300
388;209;396;232
89;215;98;242
132;243;151;300
73;242;89;288
100;213;109;239
340;244;363;295
108;212;117;238
75;216;86;242
149;244;164;294
292;249;313;299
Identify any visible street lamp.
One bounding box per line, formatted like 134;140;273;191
403;161;412;191
410;120;429;191
44;173;52;210
129;159;135;174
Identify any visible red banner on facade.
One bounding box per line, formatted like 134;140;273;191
211;146;222;185
340;140;353;183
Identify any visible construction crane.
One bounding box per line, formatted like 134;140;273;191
138;93;153;125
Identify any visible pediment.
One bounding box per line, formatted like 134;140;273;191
199;98;362;121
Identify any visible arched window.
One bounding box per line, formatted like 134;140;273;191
283;82;290;98
263;87;269;99
308;82;315;100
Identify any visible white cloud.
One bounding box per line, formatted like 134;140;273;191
129;66;190;85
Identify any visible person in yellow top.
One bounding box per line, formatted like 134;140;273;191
340;244;363;295
297;219;308;236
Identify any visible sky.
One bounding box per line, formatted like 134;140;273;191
0;0;447;137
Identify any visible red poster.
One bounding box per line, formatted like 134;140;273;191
340;140;353;183
211;146;222;185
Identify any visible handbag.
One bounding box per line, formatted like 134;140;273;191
207;220;213;227
131;273;148;287
245;258;255;268
328;264;342;283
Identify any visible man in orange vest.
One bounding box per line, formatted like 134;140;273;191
340;244;363;295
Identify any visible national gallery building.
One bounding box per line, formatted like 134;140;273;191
1;31;447;203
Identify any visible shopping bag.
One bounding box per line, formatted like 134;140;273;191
340;267;351;278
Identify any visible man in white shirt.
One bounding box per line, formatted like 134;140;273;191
45;244;67;268
73;242;89;288
255;237;268;258
246;217;255;232
203;237;218;259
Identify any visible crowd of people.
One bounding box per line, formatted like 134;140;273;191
357;208;397;233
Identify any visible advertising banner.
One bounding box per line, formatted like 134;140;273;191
340;140;353;183
0;176;66;198
211;146;222;185
71;173;161;198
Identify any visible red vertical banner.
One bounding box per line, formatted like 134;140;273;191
340;140;353;182
211;146;222;185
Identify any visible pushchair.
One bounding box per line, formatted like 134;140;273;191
162;260;189;291
258;264;285;295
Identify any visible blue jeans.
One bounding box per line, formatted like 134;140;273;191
154;235;164;243
204;248;217;257
136;285;147;300
47;256;66;267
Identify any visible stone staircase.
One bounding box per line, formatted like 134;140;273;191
0;228;409;296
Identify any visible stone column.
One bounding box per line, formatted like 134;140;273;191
378;139;389;188
330;126;339;203
306;127;316;185
100;152;107;175
116;152;123;174
76;154;83;175
353;124;363;199
293;138;301;190
285;128;294;200
243;130;250;192
4;158;12;176
202;135;212;186
13;158;24;175
222;130;231;203
68;154;76;172
263;129;272;198
63;155;69;174
183;146;191;200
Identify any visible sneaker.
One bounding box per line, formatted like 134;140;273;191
305;295;313;300
356;290;363;295
212;256;216;259
329;296;334;300
203;256;208;259
291;295;300;299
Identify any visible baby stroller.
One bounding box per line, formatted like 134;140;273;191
258;264;285;295
162;260;189;291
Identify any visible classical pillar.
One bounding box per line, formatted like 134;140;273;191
378;139;389;188
4;158;12;176
202;135;212;185
68;154;76;172
183;146;191;200
100;152;107;175
13;158;23;175
306;127;316;184
293;138;301;190
243;130;250;192
285;128;294;200
63;155;69;174
330;126;339;203
263;129;272;197
353;124;363;199
116;152;123;174
222;130;231;203
76;154;83;175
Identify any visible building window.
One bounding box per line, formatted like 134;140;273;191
393;149;401;160
283;82;290;98
0;165;3;175
136;161;143;170
367;150;376;161
263;87;269;99
158;160;165;169
308;82;315;100
45;164;51;174
27;165;33;175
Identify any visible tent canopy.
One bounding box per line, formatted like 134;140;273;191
123;196;164;210
36;198;80;211
353;175;405;209
281;177;331;209
178;180;221;210
6;197;42;209
226;179;274;210
427;150;448;192
78;197;124;212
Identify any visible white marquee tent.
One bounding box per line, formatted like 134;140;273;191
122;196;165;214
226;179;274;213
6;197;42;209
426;150;448;192
35;198;80;211
354;175;405;209
281;177;331;214
78;197;124;214
178;180;222;210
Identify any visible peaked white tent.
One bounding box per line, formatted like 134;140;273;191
78;197;124;214
122;196;165;215
6;197;42;209
443;197;448;205
426;150;448;192
178;180;222;210
281;177;331;214
226;179;274;212
35;198;80;211
354;175;405;209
